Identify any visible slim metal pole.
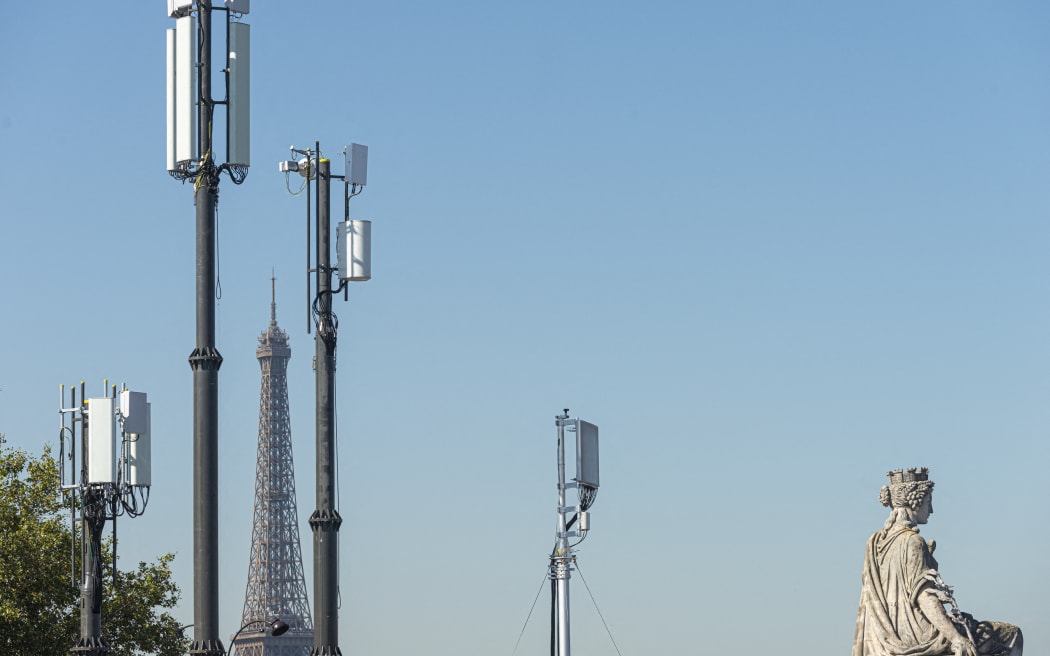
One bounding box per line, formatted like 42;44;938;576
188;2;224;655
73;493;108;655
306;157;312;335
310;155;343;656
69;386;77;588
72;400;108;656
554;414;571;656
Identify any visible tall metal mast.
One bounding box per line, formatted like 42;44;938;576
188;3;222;650
309;155;341;656
552;412;572;656
549;411;600;656
279;142;371;656
59;382;153;655
166;2;251;654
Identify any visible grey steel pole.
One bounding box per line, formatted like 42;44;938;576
554;415;571;656
72;398;108;656
188;2;224;654
72;494;108;655
309;155;342;656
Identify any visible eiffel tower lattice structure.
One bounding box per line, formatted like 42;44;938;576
232;281;314;656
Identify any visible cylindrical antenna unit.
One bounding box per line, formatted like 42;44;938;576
337;219;372;282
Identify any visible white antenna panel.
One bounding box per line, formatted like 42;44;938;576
168;0;193;18
575;419;599;488
128;403;151;487
227;22;250;167
166;28;177;171
87;398;117;484
174;15;198;166
346;143;368;186
120;390;148;434
337;220;372;282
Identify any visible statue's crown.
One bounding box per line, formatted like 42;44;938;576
886;467;929;485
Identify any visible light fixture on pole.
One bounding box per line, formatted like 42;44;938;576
229;617;290;652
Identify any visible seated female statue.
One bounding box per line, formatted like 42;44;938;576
852;468;1022;656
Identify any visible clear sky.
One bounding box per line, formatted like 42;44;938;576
2;2;1049;655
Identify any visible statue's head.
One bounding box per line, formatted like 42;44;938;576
879;467;934;513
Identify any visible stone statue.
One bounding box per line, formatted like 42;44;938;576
852;468;1022;656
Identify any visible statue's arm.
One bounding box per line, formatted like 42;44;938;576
916;589;975;656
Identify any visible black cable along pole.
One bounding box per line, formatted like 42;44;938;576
188;1;223;654
310;150;343;656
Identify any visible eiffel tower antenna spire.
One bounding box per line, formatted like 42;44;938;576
231;285;313;656
271;268;277;325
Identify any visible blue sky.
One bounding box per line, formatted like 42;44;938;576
2;2;1049;654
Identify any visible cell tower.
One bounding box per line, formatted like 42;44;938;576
58;381;153;655
549;410;600;656
232;281;313;656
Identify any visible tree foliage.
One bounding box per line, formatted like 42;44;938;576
0;436;189;655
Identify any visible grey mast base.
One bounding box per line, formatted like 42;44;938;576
71;637;109;655
189;639;225;656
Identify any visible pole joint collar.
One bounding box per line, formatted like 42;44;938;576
308;509;343;532
188;347;224;371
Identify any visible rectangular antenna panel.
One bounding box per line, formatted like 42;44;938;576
575;419;599;488
87;398;116;484
225;0;250;13
227;22;250;167
168;0;193;17
336;220;372;282
166;29;176;171
347;143;368;186
128;403;151;487
120;390;148;434
175;15;198;166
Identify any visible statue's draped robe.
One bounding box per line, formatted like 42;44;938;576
854;524;1021;656
853;525;951;656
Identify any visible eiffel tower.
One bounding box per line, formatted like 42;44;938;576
232;279;314;656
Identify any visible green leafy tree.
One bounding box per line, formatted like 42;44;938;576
0;435;73;654
0;436;189;655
